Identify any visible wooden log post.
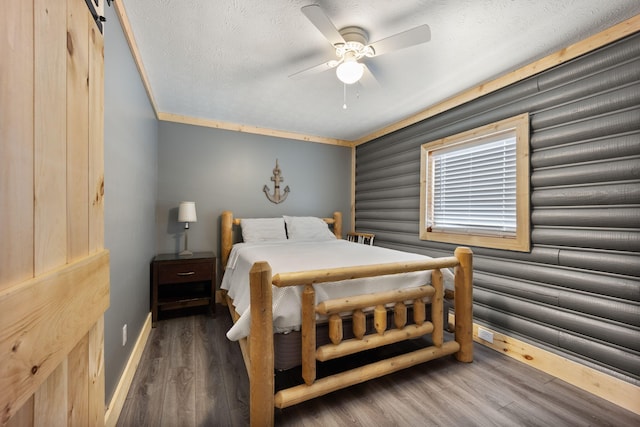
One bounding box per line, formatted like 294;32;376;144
454;247;473;362
329;314;343;345
394;302;407;329
332;211;342;239
431;269;443;347
413;299;426;325
353;309;366;339
221;210;233;269
374;305;386;335
301;284;316;386
249;262;274;427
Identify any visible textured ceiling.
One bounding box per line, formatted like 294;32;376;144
119;1;640;142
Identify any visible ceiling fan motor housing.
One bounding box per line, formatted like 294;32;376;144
336;26;375;58
340;26;368;45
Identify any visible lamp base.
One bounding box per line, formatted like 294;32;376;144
180;226;193;257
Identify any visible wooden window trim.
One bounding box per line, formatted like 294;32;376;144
420;113;530;252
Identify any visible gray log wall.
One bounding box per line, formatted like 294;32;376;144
355;32;640;384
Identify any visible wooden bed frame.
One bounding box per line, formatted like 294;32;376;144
220;211;473;427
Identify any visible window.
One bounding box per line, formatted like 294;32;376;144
420;113;530;252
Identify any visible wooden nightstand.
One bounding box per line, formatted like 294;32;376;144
151;252;216;326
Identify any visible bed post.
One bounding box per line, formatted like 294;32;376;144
454;247;473;362
249;261;275;427
333;211;342;239
221;210;233;269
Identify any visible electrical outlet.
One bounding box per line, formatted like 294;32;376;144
477;327;494;343
122;324;127;346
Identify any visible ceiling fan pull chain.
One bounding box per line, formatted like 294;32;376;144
343;83;348;109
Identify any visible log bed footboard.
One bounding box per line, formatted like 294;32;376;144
248;247;473;426
220;211;473;427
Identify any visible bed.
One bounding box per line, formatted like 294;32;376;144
220;210;473;426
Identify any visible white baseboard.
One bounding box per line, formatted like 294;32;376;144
104;312;152;427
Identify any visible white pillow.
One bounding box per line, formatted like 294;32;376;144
284;215;336;241
241;218;287;243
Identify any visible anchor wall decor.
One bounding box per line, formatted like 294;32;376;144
263;159;290;204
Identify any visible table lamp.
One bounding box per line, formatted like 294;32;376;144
178;201;197;256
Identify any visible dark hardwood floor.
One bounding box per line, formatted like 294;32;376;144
117;307;640;426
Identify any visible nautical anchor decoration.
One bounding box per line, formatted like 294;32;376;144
263;159;290;204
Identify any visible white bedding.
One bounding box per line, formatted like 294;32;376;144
221;239;453;341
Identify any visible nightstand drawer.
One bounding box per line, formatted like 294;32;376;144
157;262;213;284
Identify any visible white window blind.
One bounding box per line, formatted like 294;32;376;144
430;134;517;236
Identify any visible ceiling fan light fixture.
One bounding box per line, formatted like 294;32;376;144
336;60;364;84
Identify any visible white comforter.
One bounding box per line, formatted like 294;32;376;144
221;239;453;341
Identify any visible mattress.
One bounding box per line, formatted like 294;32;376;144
221;239;454;341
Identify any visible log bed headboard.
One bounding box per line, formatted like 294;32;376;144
220;211;342;269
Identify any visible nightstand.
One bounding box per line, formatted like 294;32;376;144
151;252;216;326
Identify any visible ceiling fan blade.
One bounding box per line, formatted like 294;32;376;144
369;24;431;56
359;63;381;90
301;4;345;47
289;59;339;80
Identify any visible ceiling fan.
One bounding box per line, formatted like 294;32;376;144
290;4;431;86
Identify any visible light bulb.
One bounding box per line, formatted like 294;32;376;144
336;60;364;84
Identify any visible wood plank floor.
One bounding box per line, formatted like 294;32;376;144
117;307;640;426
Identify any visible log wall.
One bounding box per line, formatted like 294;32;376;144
354;29;640;385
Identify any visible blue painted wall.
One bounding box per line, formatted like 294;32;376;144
156;121;352;264
104;5;158;402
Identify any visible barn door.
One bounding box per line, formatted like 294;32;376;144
1;0;109;425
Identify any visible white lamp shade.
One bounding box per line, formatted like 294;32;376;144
336;60;364;84
178;201;197;223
